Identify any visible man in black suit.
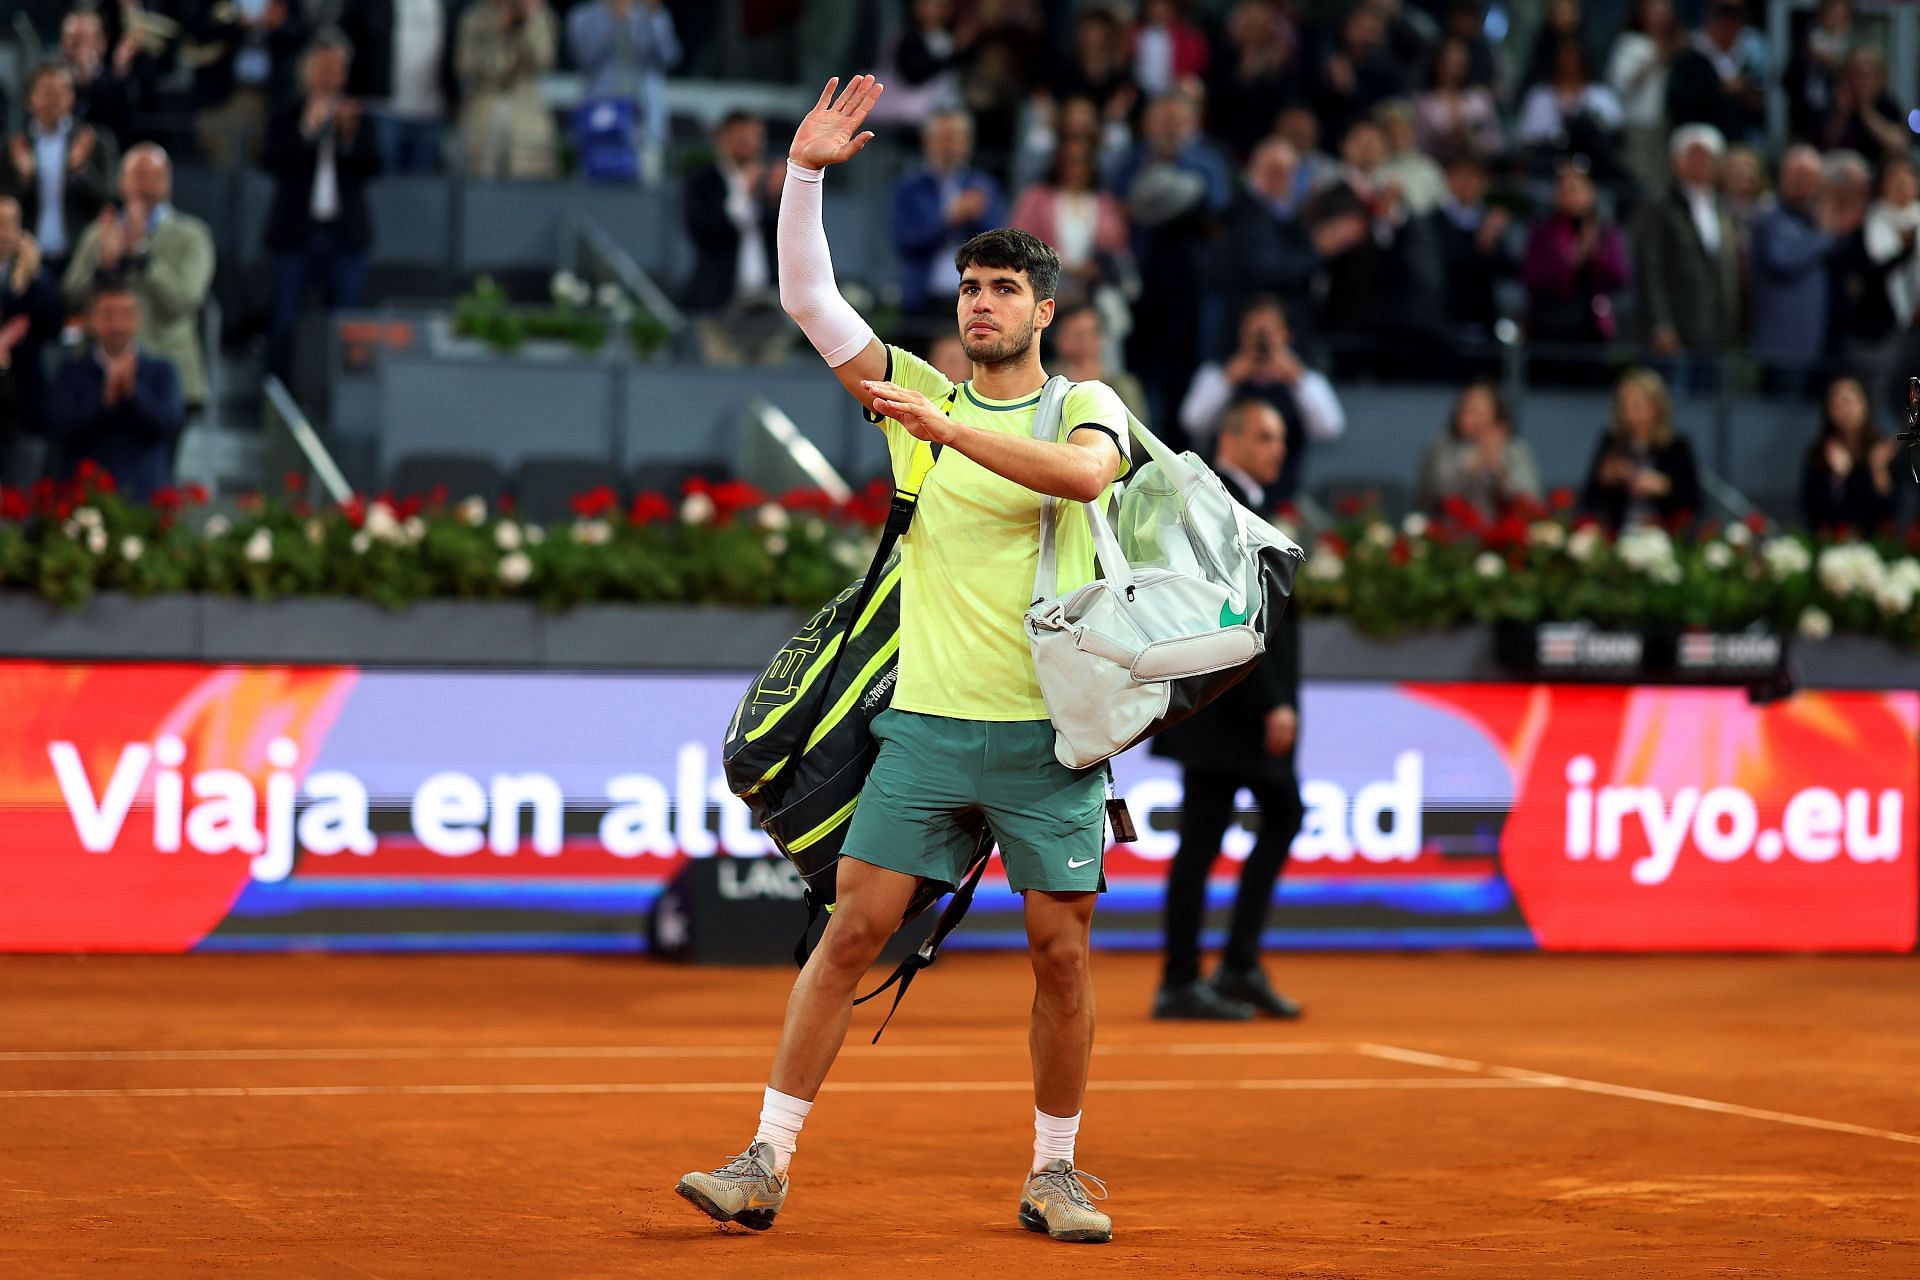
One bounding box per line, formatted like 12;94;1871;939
1405;148;1514;378
681;111;788;365
1151;397;1306;1022
45;281;186;502
263;30;381;384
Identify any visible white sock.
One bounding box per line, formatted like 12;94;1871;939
1033;1108;1081;1173
753;1086;812;1176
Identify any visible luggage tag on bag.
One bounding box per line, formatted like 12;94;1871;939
1104;769;1137;843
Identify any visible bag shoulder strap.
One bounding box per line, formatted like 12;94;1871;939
1028;375;1078;606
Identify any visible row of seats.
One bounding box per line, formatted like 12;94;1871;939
387;454;731;524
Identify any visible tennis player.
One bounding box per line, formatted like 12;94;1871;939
675;75;1131;1244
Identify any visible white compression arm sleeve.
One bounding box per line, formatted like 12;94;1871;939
778;160;875;368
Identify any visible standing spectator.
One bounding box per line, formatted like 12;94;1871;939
1519;0;1592;92
1131;0;1209;100
1723;142;1773;242
45;282;186;502
1415;379;1540;519
1634;124;1739;391
1439;0;1499;89
1043;7;1138;134
1413;35;1504;160
455;0;559;180
1750;146;1848;395
1312;4;1408;149
1862;156;1920;398
60;9;142;148
1579;366;1700;529
1009;133;1133;314
0;63;118;277
1800;373;1899;533
890;110;1006;316
1406;148;1514;372
1524;161;1630;365
1304;119;1411;355
1150;395;1304;1024
1605;0;1682;197
1179;295;1344;504
681;111;787;365
1824;150;1905;393
1113;93;1232;439
1784;0;1859;143
1517;37;1626;185
1218;138;1367;347
1813;49;1909;163
262;31;381;383
340;0;454;175
181;0;308;166
566;0;681;172
1206;0;1300;164
1010;94;1130;199
871;0;964;131
1665;0;1765;146
1374;100;1445;217
1272;103;1337;203
1048;302;1148;426
61;145;217;415
0;196;65;450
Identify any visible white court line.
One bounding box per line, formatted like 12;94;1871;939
0;1077;1553;1101
1357;1043;1920;1149
0;1041;1345;1064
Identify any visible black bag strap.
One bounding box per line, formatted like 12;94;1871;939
850;837;994;1044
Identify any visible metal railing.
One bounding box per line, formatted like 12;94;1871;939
262;375;354;506
560;212;687;339
738;397;852;504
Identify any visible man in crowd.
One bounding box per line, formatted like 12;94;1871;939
46;281;186;501
181;0;307;166
1307;118;1412;362
1635;124;1740;393
1666;0;1766;145
1179;295;1344;505
566;0;681;176
1406;147;1514;376
682;111;788;365
1751;145;1851;394
1151;395;1304;1022
62;145;217;418
0;195;66;481
60;8;145;148
1220;137;1368;349
891;110;1006;316
340;0;454;174
0;62;117;277
263;31;381;384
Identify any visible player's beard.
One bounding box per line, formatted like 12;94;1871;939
960;315;1036;369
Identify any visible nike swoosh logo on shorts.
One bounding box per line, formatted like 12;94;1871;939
1067;856;1095;869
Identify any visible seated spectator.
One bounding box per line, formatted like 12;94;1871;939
1580;367;1699;529
456;0;559;180
1132;0;1209;100
1812;49;1909;163
182;0;307;167
1523;161;1630;353
1406;149;1514;371
681;111;786;365
0;63;117;276
1049;301;1148;425
1305;119;1412;350
1374;100;1445;217
1751;146;1849;395
1633;125;1739;389
1207;0;1300;163
61;145;217;416
1220;138;1367;346
1416;380;1541;520
45;282;186;502
566;0;680;166
872;0;965;132
263;31;381;383
60;9;141;148
1009;133;1133;314
1801;374;1900;533
1665;0;1765;146
1605;0;1683;197
1783;0;1857;142
1311;4;1407;147
1723;143;1773;243
1517;36;1627;186
891;110;1006;316
1413;35;1504;159
1179;295;1343;504
0;196;65;448
342;0;454;175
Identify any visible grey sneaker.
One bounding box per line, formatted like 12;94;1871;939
1019;1159;1112;1244
675;1141;788;1231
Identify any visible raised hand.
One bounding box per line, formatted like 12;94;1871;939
862;379;957;444
788;75;885;171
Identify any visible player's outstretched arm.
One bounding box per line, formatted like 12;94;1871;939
779;75;889;408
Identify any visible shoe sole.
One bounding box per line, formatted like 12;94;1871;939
675;1179;778;1231
1019;1201;1111;1244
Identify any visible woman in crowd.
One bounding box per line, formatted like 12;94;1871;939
1605;0;1682;196
1524;161;1631;368
1864;155;1920;337
1412;35;1503;159
1416;380;1542;521
1580;367;1701;529
1801;374;1901;533
1518;36;1626;184
1010;132;1132;307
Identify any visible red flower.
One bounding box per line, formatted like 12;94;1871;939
184;484;211;506
1389;536;1412;566
1320;531;1349;557
845;495;891;527
1742;511;1768;536
1549;486;1576;512
497;495;516;516
1334;492;1367;518
778;487;839;516
1438;495;1486;535
569;485;619;519
1572;513;1603;532
151;487;182;513
341;495;367;529
282;471;307;495
427;484;450;511
1905;524;1920;553
709;480;767;516
1486;514;1528;550
397;494;425;520
628;492;674;525
0;488;24;521
681;476;712;498
1506;494;1547;524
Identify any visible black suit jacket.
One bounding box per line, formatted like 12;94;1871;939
681;164;778;314
1150;467;1301;780
0;125;116;253
263;100;382;254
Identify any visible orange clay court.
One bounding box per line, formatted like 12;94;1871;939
1;950;1916;1280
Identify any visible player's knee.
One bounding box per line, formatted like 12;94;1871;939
816;903;893;974
1030;932;1090;998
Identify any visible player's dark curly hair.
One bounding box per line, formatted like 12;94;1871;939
954;228;1061;302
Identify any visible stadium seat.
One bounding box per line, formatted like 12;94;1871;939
514;457;624;523
387;452;509;504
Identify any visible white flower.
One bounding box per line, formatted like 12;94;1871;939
756;503;791;532
1874;579;1915;616
204;514;233;539
304;518;325;546
1566;526;1604;564
1762;536;1812;580
803;517;827;541
1725;521;1753;548
833;540;868;570
1798;606;1833;640
681;492;717;526
365;500;404;544
351;530;373;555
765;533;789;556
72;506;103;530
1816;542;1885;597
1474;551;1504;579
1528;521;1566;550
551;270;589;306
119;535;144;562
1616;525;1677;575
1652;560;1684;585
494;520;523;551
526;525;546;546
456;496;488;527
61;518;81;541
1364;521;1394;549
570;518;613;546
85;526;108;556
1702;541;1733;571
595;282;625;310
243;528;273;564
402;515;426;543
1305;544;1345;583
1400;512;1430;539
497;550;532;587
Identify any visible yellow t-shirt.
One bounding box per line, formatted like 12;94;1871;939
872;345;1131;722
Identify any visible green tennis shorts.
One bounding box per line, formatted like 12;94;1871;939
843;709;1108;893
